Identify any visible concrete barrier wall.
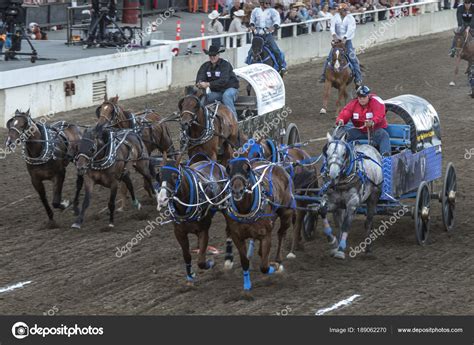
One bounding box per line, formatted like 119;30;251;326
0;9;457;127
0;45;172;127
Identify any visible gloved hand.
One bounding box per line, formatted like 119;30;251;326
365;120;375;128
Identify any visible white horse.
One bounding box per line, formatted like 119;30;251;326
321;127;384;259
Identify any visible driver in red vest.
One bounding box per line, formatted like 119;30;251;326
336;85;390;156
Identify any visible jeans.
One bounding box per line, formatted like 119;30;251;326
262;33;284;68
207;88;239;119
346;127;390;156
321;40;362;82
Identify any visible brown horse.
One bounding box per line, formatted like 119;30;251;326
71;127;154;229
320;40;354;115
156;158;230;285
224;157;294;291
242;138;336;259
178;86;242;166
5;110;83;228
95;95;175;159
451;28;474;97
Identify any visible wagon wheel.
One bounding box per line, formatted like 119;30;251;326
441;162;456;232
284;123;300;145
302;212;318;241
415;181;430;245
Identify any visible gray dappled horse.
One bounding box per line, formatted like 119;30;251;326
322;127;384;259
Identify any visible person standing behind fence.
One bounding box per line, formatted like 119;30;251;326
229;9;248;46
208;10;224;48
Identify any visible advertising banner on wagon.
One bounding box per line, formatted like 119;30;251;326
234;64;285;115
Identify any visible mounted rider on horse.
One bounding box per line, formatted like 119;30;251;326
247;0;287;74
449;0;474;57
319;2;363;88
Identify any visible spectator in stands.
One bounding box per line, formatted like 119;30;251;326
316;4;332;31
286;5;302;23
229;9;248;32
313;0;322;14
208;10;224;47
274;3;287;22
230;0;242;19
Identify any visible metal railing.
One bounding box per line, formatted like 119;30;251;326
169;0;442;52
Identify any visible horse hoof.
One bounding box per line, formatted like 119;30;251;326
46;220;59;229
333;250;346;260
276;264;285;273
320;108;327;114
117;207;124;212
286;252;296;259
60;200;70;210
328;236;339;250
132;200;141;210
449;81;455;86
224;260;234;270
108;223;114;228
71;223;81;229
185;280;194;287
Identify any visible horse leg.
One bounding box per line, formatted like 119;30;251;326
72;174;84;216
134;161;155;200
72;176;93;229
122;172;141;210
224;226;234;270
364;190;380;254
275;210;291;266
52;170;69;210
335;86;345;115
31;177;57;228
197;221;214;270
333;208;357;260
117;182;128;211
287;208;303;259
260;228;279;274
320;80;331;114
231;232;251;290
174;225;195;285
108;180;118;228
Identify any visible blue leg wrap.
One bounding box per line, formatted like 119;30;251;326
205;259;215;269
186;263;195;281
338;239;347;251
323;226;333;237
267;266;275;275
243;270;252;290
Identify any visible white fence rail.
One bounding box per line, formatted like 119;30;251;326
170;0;440;50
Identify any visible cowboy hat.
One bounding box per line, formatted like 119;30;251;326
203;45;225;56
338;2;349;11
293;2;306;7
208;10;220;20
234;9;245;17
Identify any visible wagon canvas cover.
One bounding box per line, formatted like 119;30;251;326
234;64;285;116
384;94;442;152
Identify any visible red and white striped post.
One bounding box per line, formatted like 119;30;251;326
200;20;206;51
175;20;181;41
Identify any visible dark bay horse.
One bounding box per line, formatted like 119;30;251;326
178;86;242;166
155;158;230;285
72;127;154;229
243;138;335;259
247;34;286;76
451;28;474;97
225;157;295;291
5;110;83;228
320;40;354;115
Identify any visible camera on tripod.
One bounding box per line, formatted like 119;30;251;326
0;0;38;62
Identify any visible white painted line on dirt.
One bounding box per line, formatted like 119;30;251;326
315;294;361;316
0;281;32;294
0;194;33;211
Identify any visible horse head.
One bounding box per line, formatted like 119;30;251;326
95;95;123;129
156;159;181;211
250;35;265;61
227;157;253;202
325;128;351;182
75;127;105;175
178;86;206;130
452;28;471;57
5;109;35;148
331;40;348;73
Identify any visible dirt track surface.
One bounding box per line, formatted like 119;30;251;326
1;30;473;316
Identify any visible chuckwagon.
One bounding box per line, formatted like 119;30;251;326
300;94;456;245
233;64;301;146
